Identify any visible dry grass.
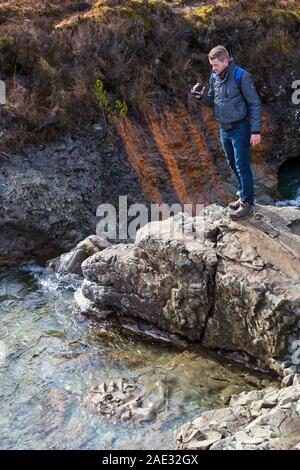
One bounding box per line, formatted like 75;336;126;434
0;0;299;151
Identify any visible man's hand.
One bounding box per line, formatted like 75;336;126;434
191;83;206;99
250;134;261;146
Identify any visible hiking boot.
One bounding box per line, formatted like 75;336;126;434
229;202;254;220
228;198;241;210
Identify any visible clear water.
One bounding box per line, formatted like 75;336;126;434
0;265;276;450
276;157;300;207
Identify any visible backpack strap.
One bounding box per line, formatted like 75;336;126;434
235;66;250;119
235;66;245;88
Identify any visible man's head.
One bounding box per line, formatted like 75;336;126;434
208;45;230;75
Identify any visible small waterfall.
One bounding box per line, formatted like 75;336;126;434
276;157;300;208
276;187;300;208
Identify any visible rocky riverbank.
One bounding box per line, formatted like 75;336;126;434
60;201;299;450
175;373;300;450
1;0;300;450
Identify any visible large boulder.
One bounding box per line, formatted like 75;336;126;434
78;203;300;375
81;227;217;340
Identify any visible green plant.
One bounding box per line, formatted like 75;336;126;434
95;79;127;132
114;99;128;121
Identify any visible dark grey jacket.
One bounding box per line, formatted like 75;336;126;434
199;58;262;133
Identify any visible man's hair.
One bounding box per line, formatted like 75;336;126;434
208;45;229;62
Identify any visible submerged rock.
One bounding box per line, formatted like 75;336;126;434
88;377;168;423
78;203;300;375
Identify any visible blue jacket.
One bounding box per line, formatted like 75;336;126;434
199;58;262;134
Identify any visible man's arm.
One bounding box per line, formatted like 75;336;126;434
194;75;214;108
240;71;262;136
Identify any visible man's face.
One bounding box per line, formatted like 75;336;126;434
209;58;229;75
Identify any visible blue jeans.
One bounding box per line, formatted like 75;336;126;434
220;118;254;205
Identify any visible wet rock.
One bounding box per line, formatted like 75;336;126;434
48;235;111;276
121;317;190;348
73;287;113;319
48;248;87;276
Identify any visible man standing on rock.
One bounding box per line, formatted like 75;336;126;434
192;45;262;220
